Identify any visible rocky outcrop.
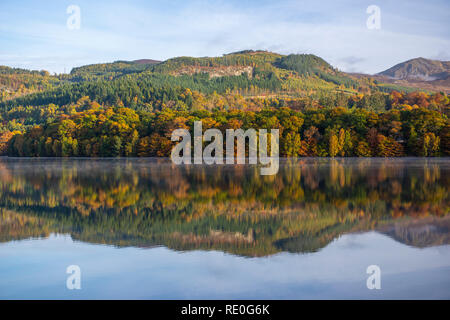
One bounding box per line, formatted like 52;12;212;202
173;65;253;79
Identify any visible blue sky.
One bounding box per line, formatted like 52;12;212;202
0;0;449;74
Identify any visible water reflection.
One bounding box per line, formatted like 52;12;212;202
0;158;449;256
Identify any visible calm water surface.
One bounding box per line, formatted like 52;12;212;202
0;158;449;299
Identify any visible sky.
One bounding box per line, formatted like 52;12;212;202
0;0;449;74
2;232;450;299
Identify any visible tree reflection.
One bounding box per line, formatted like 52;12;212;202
0;158;448;256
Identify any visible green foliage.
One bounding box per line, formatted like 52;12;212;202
5;101;449;157
1;52;449;158
274;54;333;76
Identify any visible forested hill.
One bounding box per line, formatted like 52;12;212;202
0;50;449;158
0;50;415;110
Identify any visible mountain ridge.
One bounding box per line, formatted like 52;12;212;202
378;57;450;81
1;51;450;109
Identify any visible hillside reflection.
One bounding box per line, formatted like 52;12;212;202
0;158;449;256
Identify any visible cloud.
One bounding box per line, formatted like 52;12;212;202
0;0;449;74
432;51;450;61
337;56;366;73
340;56;365;65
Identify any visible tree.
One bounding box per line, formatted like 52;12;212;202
61;137;73;157
111;136;122;157
440;125;450;156
420;132;440;157
329;134;339;157
355;141;372;157
283;132;301;156
376;134;404;157
0;131;14;155
367;128;378;155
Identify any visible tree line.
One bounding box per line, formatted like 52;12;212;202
5;96;449;157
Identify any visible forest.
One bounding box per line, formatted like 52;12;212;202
0;51;449;157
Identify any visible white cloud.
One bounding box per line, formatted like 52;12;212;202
0;0;448;74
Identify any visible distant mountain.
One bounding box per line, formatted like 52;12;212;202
353;57;450;93
378;57;450;81
130;59;161;65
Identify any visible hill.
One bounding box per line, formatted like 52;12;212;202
372;57;450;93
378;57;450;81
1;50;449;159
0;50;403;111
0;66;60;102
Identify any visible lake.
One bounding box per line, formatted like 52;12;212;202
0;157;449;299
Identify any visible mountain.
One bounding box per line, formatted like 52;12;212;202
378;57;450;81
0;50;396;109
1;51;449;159
2;51;449;112
353;57;450;93
130;59;161;65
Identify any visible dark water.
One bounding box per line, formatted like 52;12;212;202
0;158;449;299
